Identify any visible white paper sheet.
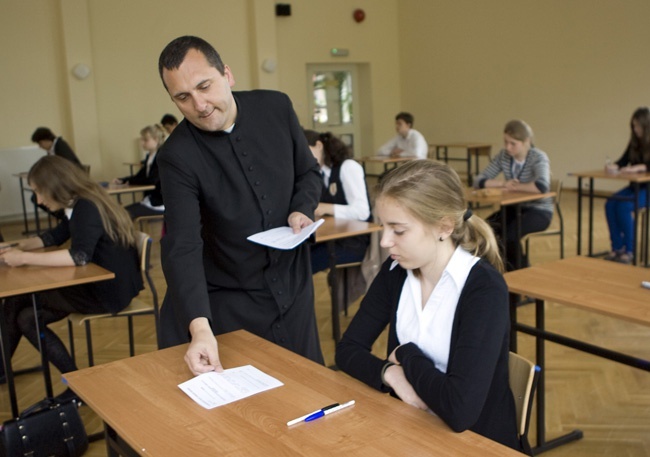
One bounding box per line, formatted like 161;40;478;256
178;365;284;409
246;218;324;250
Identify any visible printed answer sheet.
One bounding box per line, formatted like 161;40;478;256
178;365;283;409
246;218;324;250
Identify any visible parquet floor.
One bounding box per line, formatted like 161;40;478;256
1;188;650;456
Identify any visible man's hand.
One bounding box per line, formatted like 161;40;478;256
185;318;224;375
389;147;404;158
288;211;314;234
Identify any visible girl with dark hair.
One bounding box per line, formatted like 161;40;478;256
604;107;650;264
304;130;371;273
0;156;142;401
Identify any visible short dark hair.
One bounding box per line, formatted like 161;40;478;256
160;114;178;126
158;36;225;89
395;112;414;127
31;127;56;143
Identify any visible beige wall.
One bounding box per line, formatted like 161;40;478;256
399;0;650;189
2;0;649;216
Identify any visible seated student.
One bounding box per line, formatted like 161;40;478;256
377;112;428;159
31;127;82;167
473;120;552;271
335;160;521;451
160;113;178;136
0;156;142;401
31;127;84;219
113;125;165;220
604;107;650;264
304;130;371;273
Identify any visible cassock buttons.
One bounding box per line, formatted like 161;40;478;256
248;165;254;171
255;181;261;186
242;151;248;156
266;210;272;215
261;194;267;200
271;277;278;282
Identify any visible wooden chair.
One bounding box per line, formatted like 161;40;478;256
134;214;165;236
67;231;160;367
523;178;564;261
509;351;540;456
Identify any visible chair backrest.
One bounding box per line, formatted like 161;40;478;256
134;231;160;346
551;178;562;204
508;351;539;449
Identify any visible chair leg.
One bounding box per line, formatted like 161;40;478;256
85;321;94;367
67;320;76;364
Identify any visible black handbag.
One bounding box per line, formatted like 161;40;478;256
0;398;88;457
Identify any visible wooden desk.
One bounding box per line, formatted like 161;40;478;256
465;188;556;269
106;183;155;204
357;156;414;176
314;217;382;342
504;256;650;453
431;142;492;185
64;330;520;457
569;169;650;265
0;262;114;416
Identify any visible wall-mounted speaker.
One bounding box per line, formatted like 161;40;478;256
275;4;291;17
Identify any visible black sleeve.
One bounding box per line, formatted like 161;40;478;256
615;146;631;168
123;157;151;185
395;263;510;432
66;199;105;266
336;259;404;392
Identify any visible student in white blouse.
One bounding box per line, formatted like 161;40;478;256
376;112;428;159
304;130;371;273
336;159;521;451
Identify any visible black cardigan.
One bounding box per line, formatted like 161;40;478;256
336;257;521;451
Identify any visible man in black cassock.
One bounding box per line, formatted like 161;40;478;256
157;36;324;374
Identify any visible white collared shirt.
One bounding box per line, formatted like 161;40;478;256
47;137;60;156
376;128;428;159
320;159;370;221
395;246;480;373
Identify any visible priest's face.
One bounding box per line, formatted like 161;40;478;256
162;49;237;132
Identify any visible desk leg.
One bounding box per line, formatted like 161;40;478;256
466;148;472;186
501;205;508;268
588;178;594;257
645;183;650;267
532;299;583;454
516;205;522;270
327;240;341;342
632;182;640;266
0;299;20;417
32;197;41;234
576;177;582;255
32;294;53;398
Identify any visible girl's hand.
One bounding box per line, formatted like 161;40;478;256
0;249;25;267
111;178;124;184
314;203;334;218
605;163;619;174
383;364;429;411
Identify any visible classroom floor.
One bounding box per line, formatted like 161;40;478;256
1;187;649;456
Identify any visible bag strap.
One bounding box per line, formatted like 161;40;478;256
59;404;79;456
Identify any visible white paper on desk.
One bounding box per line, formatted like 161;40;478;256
178;365;283;409
246;218;324;250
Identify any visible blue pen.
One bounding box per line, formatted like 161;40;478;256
305;400;355;422
286;403;339;426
